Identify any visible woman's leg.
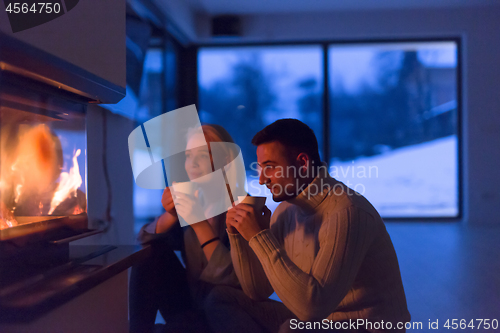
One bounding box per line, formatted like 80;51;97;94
204;285;295;333
129;240;192;333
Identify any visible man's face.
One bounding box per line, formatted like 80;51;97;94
257;141;299;202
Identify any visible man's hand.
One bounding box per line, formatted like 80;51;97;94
225;207;238;234
226;204;271;241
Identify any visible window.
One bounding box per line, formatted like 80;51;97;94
198;46;323;212
101;34;181;231
329;42;458;217
198;40;460;219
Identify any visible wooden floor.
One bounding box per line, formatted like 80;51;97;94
386;222;500;332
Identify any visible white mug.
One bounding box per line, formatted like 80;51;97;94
172;181;198;195
237;195;266;213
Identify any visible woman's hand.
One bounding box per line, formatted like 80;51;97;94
155;187;179;234
161;187;177;217
173;190;206;225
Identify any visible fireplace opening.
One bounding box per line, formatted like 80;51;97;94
0;75;88;245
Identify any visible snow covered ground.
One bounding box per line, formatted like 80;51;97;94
330;135;458;217
247;135;458;218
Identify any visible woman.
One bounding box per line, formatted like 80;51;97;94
129;124;243;333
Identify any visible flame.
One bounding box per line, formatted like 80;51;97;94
10;158;24;209
14;183;23;207
0;121;85;229
13;124;62;194
48;149;82;215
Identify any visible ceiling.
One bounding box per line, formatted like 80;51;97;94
183;0;499;15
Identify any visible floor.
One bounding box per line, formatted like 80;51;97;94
154;222;500;331
385;222;500;332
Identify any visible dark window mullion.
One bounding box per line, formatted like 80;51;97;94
456;37;463;220
161;36;168;114
322;43;330;165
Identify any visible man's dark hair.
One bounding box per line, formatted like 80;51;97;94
252;119;322;165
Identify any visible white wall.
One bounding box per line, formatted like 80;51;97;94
74;105;136;246
0;0;126;88
154;0;200;42
194;6;500;225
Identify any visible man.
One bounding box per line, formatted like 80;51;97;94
206;119;410;333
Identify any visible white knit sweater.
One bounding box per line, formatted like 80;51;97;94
228;170;411;332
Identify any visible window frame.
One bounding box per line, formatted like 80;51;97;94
132;34;184;224
195;37;463;221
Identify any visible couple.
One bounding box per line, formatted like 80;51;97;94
130;119;411;333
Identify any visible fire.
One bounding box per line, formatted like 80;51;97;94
13;124;62;195
48;149;82;215
0;122;85;229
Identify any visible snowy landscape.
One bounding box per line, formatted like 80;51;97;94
330;135;458;217
247;135;458;218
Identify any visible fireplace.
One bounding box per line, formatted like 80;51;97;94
0;80;88;246
0;32;131;324
0;32;124;247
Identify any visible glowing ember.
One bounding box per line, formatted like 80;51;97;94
0;201;17;229
72;204;85;215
